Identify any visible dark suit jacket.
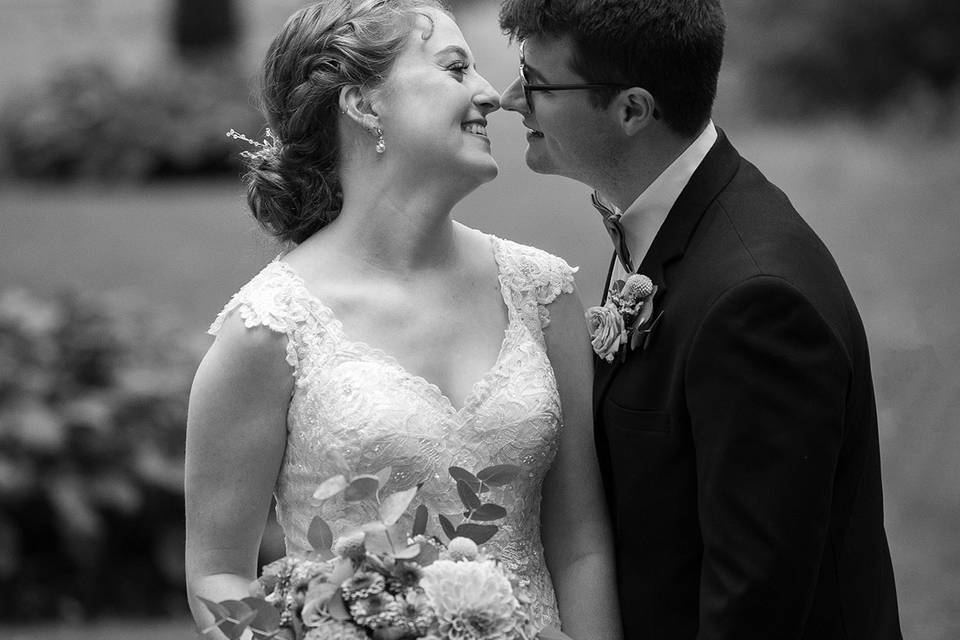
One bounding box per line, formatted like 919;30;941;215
593;130;901;639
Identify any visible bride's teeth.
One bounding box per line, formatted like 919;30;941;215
464;123;487;136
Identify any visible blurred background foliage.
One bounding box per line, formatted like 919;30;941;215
0;0;957;637
0;289;196;619
0;63;261;181
734;0;960;122
1;0;958;182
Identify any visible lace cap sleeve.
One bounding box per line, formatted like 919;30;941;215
208;262;311;373
493;236;578;329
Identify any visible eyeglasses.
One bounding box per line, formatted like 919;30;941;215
518;41;633;111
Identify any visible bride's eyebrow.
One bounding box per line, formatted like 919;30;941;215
434;45;471;64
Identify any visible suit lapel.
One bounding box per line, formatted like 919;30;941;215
593;129;742;418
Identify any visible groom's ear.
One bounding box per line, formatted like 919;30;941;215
339;84;381;132
615;88;658;136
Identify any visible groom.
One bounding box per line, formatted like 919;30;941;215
499;1;902;638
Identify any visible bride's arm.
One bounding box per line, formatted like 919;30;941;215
542;286;623;640
185;312;293;638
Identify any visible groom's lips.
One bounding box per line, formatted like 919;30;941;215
524;124;544;139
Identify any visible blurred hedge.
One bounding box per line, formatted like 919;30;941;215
738;0;960;120
0;62;262;182
0;289;201;619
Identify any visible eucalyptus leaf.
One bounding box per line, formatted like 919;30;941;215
198;596;229;621
456;479;482;511
364;526;395;556
330;557;356;585
455;523;498;544
343;475;380;502
413;541;440;566
412;503;428;537
326;587;352;621
392;542;421;560
317;548;336;561
221;600;256;619
307;516;333;552
468;503;507;521
448;466;482;493
241;596;281;633
379;485;418;526
438;514;457;541
476;464;521;486
210;622;246;640
375;465;393;484
218;600;257;638
311;474;347;502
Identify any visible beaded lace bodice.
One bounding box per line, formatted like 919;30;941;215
209;234;575;630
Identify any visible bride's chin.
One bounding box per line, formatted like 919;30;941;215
474;155;499;180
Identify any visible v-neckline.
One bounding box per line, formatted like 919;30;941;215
274;234;516;415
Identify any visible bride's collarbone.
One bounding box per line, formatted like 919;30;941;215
339;287;504;352
318;279;508;398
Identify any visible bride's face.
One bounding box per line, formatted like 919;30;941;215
373;9;501;187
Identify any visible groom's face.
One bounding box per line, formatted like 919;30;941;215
501;33;619;185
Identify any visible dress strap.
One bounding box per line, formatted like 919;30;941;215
491;236;577;330
208;260;331;377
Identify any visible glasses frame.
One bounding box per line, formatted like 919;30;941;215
518;41;633;110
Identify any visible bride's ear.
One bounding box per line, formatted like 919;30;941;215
339;85;381;133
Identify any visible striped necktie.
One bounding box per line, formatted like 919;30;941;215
591;192;634;273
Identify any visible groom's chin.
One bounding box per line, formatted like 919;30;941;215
523;148;554;176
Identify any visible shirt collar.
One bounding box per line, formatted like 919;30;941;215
596;120;717;272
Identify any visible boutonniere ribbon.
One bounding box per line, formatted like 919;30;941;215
586;273;664;362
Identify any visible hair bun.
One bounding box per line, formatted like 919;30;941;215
244;143;342;245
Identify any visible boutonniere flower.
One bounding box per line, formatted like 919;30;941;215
586;273;664;362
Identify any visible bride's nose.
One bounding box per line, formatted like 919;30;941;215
473;75;501;115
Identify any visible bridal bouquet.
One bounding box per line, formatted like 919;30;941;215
200;465;560;640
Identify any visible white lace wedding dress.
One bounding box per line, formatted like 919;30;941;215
209;234;575;630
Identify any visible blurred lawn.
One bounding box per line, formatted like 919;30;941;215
1;121;958;638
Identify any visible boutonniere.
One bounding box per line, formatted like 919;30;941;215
586;273;664;362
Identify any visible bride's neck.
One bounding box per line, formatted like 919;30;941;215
309;187;460;275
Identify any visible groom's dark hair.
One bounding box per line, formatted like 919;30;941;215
499;0;725;138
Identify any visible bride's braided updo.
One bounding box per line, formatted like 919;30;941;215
244;0;448;244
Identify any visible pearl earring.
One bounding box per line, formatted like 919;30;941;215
375;127;385;154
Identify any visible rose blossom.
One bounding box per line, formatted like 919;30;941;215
585;303;626;362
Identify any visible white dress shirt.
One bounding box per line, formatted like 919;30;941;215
599;121;718;282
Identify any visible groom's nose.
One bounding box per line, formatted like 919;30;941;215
500;76;529;115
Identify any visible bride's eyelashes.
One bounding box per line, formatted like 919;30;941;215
445;60;469;81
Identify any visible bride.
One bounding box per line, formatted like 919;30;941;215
184;1;620;638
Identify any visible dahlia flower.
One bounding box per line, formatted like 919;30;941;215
421;559;521;640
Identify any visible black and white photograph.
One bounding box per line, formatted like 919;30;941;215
0;1;957;639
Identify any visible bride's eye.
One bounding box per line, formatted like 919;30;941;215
446;61;468;81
